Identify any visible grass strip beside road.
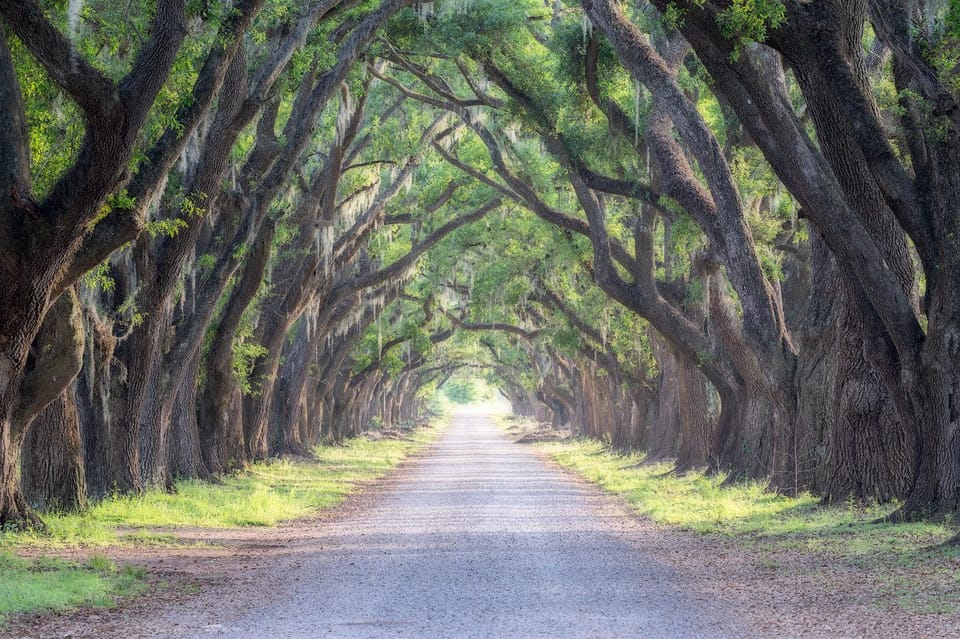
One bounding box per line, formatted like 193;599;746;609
0;421;444;625
0;553;146;625
538;437;960;613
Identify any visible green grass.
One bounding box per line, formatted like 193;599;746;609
541;438;960;569
0;552;146;626
4;426;441;548
0;423;442;625
540;439;955;556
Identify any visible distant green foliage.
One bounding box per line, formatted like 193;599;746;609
196;253;217;273
146;217;188;239
426;0;541;60
114;295;146;329
949;0;960;32
443;380;477;403
661;3;686;31
932;0;960;91
442;377;495;404
232;341;269;395
13;39;84;197
82;261;116;293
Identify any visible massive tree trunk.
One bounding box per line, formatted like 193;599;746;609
898;132;960;513
648;333;681;460
770;0;956;511
243;308;301;459
674;352;712;471
103;40;256;493
673;271;713;472
886;19;960;514
790;233;841;496
503;384;536;417
198;218;276;472
607;375;638;451
21;387;86;513
0;27;31;524
101;279;173;494
556;4;800;486
571;366;601;440
826;312;913;501
778;2;915;502
272;320;311;455
630;0;935;503
6;0;267;508
0;29;76;527
0;1;199;522
704;273;797;488
791;248;912;501
82;0;390;489
3;289;85;526
75;294;116;499
167;354;205;480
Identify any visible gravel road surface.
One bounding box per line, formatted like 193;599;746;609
119;408;740;638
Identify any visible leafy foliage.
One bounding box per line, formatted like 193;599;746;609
715;0;786;58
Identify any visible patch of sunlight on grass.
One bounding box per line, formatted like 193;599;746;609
2;422;445;549
0;552;146;626
540;438;957;561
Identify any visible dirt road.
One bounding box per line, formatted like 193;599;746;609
120;409;738;637
14;408;960;639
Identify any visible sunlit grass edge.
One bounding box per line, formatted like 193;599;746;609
539;438;958;561
541;437;960;614
3;421;445;549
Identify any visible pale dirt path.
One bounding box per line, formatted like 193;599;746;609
17;408;741;639
144;408;738;638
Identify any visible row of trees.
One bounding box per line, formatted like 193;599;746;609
359;0;960;518
0;0;957;528
1;0;491;524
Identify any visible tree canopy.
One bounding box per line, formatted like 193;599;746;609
0;0;958;527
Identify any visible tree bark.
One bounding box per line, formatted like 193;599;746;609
167;355;205;481
198;219;276;472
0;2;188;522
22;387;86;512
